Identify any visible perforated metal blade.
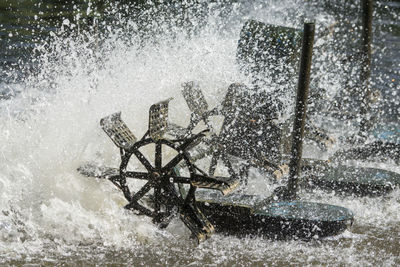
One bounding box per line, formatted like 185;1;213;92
180;203;215;243
149;99;172;141
100;112;137;150
78;163;119;180
220;83;248;116
182;81;209;118
191;175;240;195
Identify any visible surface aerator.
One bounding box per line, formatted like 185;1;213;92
78;100;354;242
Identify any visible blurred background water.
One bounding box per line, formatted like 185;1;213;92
1;0;399;116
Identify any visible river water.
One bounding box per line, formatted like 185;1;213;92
0;0;399;265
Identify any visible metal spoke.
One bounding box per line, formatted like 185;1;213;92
125;202;154;217
124;171;151;180
162;152;185;172
208;151;219;176
222;154;237;178
169;174;192;184
132;149;154;172
155;141;162;170
154;186;161;213
131;181;153;203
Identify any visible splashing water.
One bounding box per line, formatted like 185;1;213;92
0;0;399;265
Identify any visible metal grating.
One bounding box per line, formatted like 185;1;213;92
100;112;137;150
182;81;209;117
149;99;172;141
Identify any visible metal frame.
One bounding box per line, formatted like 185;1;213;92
175;82;288;182
98;103;239;243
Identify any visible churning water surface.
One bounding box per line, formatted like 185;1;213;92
0;0;399;265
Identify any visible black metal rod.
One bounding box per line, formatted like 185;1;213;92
361;0;373;91
359;0;374;135
287;22;315;199
155;141;162;170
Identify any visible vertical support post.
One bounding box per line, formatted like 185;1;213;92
359;0;374;136
287;22;315;199
94;17;99;52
